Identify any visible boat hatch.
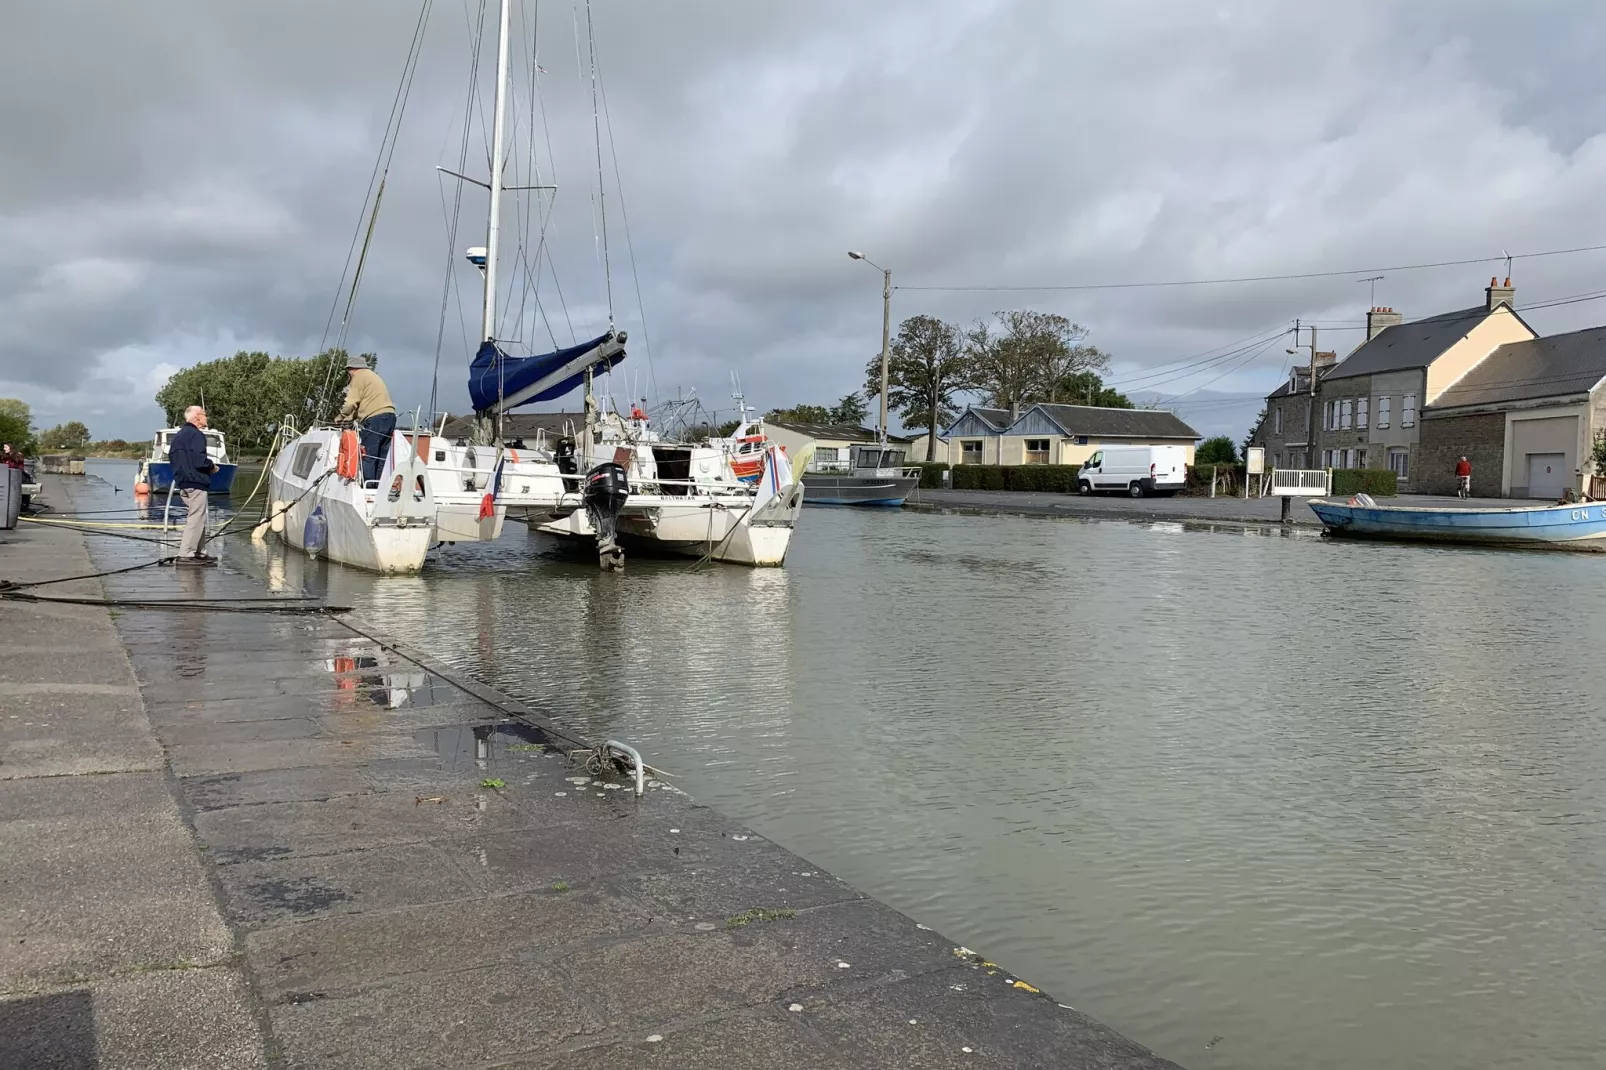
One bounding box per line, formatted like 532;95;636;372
651;447;692;495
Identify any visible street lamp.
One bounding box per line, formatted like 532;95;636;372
848;250;892;443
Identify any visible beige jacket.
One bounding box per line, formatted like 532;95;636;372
338;368;396;422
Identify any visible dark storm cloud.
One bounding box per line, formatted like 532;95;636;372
3;0;1605;439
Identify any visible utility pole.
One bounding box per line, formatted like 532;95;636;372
879;267;891;444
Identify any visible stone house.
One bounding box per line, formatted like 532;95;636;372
1252;278;1536;488
1417;326;1606;497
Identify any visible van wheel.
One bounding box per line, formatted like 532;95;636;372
1128;481;1144;498
1078;480;1092;496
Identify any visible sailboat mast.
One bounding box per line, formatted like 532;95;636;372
480;0;512;344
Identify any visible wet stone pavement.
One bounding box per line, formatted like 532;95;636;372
2;486;1180;1069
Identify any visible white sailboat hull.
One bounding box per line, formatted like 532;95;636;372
268;427;437;574
528;484;801;566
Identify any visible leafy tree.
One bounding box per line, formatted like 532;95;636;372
864;314;973;440
830;392;868;425
764;404;833;424
965;310;1109;413
0;398;36;454
39;421;91;451
1197;435;1239;465
155;349;374;451
1053;371;1133;409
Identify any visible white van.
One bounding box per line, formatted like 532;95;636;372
1076;445;1188;497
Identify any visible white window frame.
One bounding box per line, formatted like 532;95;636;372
1377;396;1390;428
1402;394;1417;428
1388;448;1409;479
1340;399;1353;430
1273;407;1282;435
1356;449;1367;469
1322;449;1332;466
1356;397;1368;430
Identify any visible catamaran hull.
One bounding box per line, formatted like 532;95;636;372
434;502;506;542
1309;498;1606;551
530;497;797;566
270;474;434;572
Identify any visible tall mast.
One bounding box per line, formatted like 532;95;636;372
480;0;512;343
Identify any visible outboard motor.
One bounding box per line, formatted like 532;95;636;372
583;461;629;571
555;437;579;493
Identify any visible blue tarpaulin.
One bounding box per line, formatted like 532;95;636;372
468;331;625;412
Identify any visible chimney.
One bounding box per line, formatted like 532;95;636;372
1312;351;1338;372
1486;276;1514;311
1366;306;1403;341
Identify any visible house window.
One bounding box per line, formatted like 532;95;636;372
1074;435;1089;445
960;440;983;463
1321;449;1332;466
1024;438;1051;464
1388;448;1409;479
1323;401;1333;430
1377;396;1390;428
1402;394;1417;428
1273;408;1283;435
1356;449;1368;468
1274;452;1283;468
1340;399;1353;430
1357;397;1368;430
811;447;844;472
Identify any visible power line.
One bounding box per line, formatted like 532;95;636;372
898;242;1606;293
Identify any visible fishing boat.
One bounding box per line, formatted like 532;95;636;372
1308;495;1606;551
799;442;918;506
266;425;437;573
135;427;238;494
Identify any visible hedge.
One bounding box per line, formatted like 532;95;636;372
906;462;950;489
1330;468;1398;496
951;464;1081;493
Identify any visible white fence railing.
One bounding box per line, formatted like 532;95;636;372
1269;468;1332;496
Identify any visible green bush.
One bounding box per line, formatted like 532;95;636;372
1330;468;1398;496
951;464;1081;493
906;462;950;489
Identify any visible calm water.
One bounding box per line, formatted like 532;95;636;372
81;462;1606;1068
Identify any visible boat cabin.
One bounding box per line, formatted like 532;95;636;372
152;427;230;463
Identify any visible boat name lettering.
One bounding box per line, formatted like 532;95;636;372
1572;509;1597;521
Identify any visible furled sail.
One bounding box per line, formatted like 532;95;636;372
468;330;627;413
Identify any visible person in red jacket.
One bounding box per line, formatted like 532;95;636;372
1455;456;1472;498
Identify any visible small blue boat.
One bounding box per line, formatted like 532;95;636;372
136;427;239;495
1309;496;1606;551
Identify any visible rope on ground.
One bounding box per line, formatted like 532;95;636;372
0;591;351;613
0;558;172;592
18;517;174;546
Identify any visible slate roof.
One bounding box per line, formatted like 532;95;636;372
1428;326;1606;410
968;406;1014;431
1322;305;1495;380
764;420;912;444
1025;404;1200;440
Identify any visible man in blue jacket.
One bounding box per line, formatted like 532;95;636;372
170;405;217;565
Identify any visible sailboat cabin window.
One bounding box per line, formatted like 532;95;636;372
291;442;324;480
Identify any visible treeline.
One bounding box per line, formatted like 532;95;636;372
154;349;373;451
863;311;1131;439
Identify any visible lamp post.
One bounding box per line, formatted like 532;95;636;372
848;251;891;443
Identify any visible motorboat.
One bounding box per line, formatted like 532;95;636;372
135;427;238;494
799;442;918;506
1308;494;1606;551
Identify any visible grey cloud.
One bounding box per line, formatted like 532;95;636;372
3;0;1606;439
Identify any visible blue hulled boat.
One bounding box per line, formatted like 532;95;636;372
136;427;239;495
1309;496;1606;551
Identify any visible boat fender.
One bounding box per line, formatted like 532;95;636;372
270;501;287;533
336;430;363;481
303;505;328;557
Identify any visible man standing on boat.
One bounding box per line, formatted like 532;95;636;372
171;405;217;565
338;354;396;483
1455;456;1472;498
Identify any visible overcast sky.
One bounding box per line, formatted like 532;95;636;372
4;0;1605;443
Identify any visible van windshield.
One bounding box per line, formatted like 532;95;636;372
1086;452;1102;468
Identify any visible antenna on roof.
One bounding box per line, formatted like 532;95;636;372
1358;275;1385;307
1502;248;1512;281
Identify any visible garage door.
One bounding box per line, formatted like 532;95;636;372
1526;453;1567;499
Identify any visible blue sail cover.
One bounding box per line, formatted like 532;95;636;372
468;331;626;412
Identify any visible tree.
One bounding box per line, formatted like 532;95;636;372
1197;435;1239;465
765;404;833;424
965;310;1110;414
1242;409;1266;458
155;349;374;451
1054;371;1133;409
830;392;868;425
39;421;91;451
0;398;36;454
864;314;973;442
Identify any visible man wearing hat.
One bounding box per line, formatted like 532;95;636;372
337;354;396;483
